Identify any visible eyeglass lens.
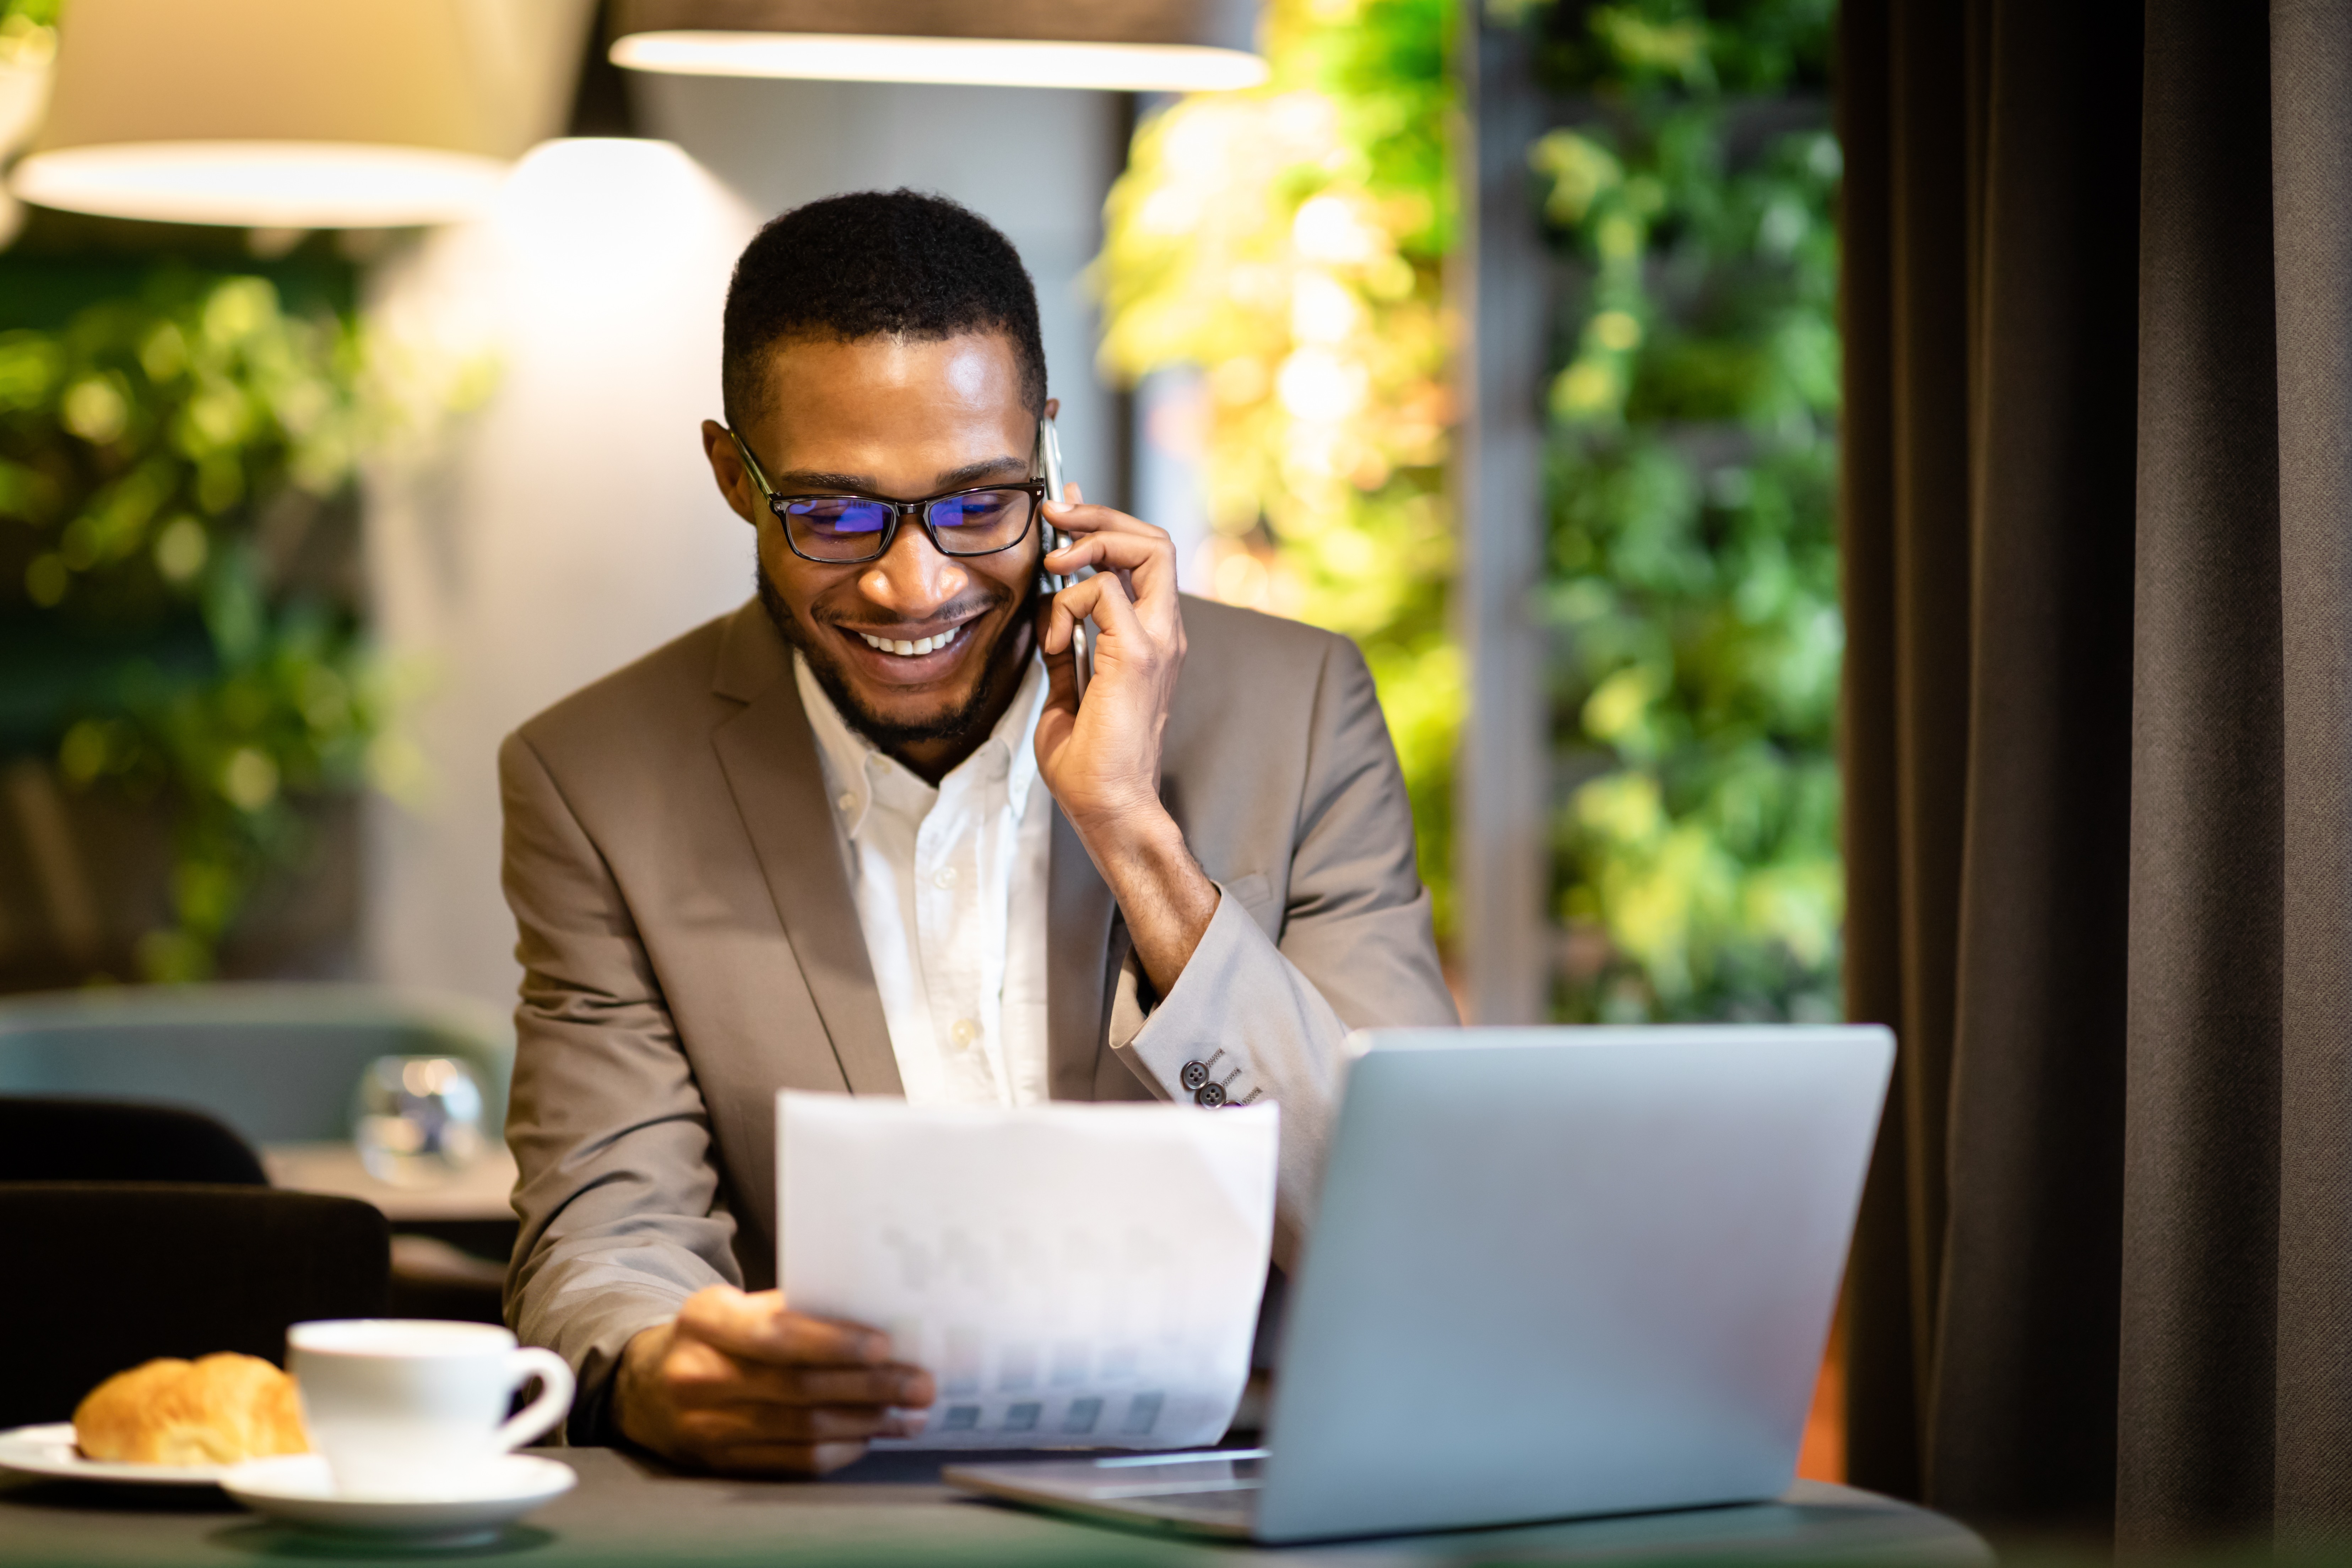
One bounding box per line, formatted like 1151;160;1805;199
781;489;1034;560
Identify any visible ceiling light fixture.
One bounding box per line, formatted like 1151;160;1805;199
609;0;1267;93
9;0;595;229
13;143;514;231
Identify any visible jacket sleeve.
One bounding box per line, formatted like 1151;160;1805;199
498;728;741;1442
1107;634;1458;1266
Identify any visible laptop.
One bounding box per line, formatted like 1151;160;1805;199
945;1024;1893;1545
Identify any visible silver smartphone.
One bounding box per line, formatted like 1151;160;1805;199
1034;414;1089;702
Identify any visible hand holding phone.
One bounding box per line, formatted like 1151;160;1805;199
1025;426;1202;988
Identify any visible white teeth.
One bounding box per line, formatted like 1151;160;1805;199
858;624;964;657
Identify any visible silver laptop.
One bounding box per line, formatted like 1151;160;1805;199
945;1024;1893;1545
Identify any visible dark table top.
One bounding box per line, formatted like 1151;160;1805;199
0;1447;1990;1568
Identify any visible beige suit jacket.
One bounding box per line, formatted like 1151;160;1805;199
498;595;1455;1438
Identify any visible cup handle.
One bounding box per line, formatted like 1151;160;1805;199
494;1347;576;1452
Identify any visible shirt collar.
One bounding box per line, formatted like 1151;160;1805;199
794;650;1046;839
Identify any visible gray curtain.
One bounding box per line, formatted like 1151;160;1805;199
1839;0;2352;1546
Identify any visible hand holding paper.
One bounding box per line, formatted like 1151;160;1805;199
779;1093;1280;1451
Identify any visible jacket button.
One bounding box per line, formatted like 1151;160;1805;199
1180;1061;1210;1091
1194;1082;1227;1107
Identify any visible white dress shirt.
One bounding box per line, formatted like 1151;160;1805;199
795;651;1053;1107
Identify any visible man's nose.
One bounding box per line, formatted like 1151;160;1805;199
859;519;968;620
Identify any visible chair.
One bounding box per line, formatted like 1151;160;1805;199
0;986;517;1337
0;1183;390;1429
0;983;515;1145
0;1096;268;1185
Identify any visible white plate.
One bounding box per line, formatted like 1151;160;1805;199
222;1453;577;1546
0;1423;233;1486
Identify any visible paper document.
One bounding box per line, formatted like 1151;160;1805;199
778;1092;1279;1451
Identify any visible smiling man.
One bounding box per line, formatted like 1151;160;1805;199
498;191;1454;1475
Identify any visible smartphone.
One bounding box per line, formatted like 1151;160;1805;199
1034;414;1090;702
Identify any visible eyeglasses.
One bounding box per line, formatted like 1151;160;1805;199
728;428;1045;565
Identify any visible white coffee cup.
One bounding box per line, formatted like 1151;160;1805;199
287;1320;574;1498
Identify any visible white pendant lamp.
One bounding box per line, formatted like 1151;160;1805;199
609;0;1268;93
10;0;595;228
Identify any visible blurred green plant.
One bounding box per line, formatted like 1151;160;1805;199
0;0;59;161
0;271;467;981
1524;0;1842;1021
0;0;56;44
1096;0;1461;941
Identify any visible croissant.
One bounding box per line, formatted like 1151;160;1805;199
74;1352;309;1466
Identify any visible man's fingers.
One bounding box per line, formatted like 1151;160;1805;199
687;1363;927;1410
676;1286;892;1367
1041;504;1174;600
1041;497;1155;537
1042;526;1171;576
1045;571;1143;656
1063;571;1152;649
1037;601;1084;700
619;1305;931;1482
726;1311;893;1366
778;1365;935;1407
669;1360;934;1410
1042;536;1165;608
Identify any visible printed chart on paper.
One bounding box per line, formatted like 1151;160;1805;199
779;1092;1279;1451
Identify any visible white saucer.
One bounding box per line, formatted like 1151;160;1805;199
0;1423;232;1486
221;1454;577;1546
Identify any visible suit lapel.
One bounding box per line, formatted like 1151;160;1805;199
1047;804;1121;1100
709;609;903;1097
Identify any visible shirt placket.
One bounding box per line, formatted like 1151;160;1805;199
915;776;997;1103
858;755;940;1103
969;742;1013;1097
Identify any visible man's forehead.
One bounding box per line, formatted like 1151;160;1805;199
748;332;1033;491
761;329;1022;397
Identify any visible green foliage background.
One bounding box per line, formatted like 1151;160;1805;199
1100;0;1843;1015
1096;0;1461;940
0;270;392;981
1526;0;1843;1022
0;211;483;986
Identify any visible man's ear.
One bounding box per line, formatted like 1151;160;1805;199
701;419;759;527
1044;396;1060;421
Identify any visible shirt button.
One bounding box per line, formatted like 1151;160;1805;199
1180;1061;1211;1091
1194;1082;1228;1108
949;1018;979;1049
836;792;856;814
934;866;959;889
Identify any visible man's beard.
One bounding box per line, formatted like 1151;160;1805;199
757;558;1035;755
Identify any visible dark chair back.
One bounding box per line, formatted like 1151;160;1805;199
0;1096;269;1184
0;1183;390;1428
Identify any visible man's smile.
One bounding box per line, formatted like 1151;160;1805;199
824;603;1000;686
853;622;968;659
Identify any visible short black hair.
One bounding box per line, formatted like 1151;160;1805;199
721;189;1047;428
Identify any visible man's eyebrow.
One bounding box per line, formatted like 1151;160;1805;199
932;455;1030;490
767;456;1030;496
768;469;876;492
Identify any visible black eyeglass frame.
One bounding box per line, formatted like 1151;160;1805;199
727;427;1047;565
